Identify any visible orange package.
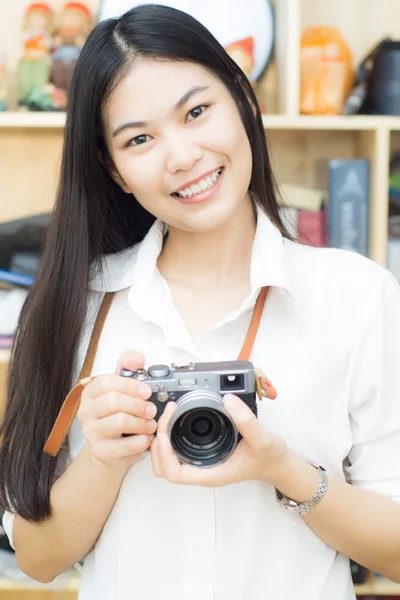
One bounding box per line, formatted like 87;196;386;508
300;26;354;115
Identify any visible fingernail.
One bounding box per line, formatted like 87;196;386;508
147;420;156;433
148;435;155;442
146;403;157;417
223;394;236;406
138;384;150;398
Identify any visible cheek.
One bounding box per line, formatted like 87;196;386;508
215;111;251;165
119;154;163;197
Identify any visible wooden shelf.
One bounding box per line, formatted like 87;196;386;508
263;114;400;131
0;112;66;128
0;575;80;591
0;350;10;364
354;577;400;596
3;112;400;131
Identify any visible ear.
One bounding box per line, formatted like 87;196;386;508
98;150;131;194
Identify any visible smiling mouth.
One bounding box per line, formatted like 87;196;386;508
171;167;224;200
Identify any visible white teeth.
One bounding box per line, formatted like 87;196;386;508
199;180;208;191
175;168;222;198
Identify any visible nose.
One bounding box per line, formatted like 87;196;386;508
165;131;204;174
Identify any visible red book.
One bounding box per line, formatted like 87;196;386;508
297;209;327;247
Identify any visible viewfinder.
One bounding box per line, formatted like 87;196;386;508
220;374;245;392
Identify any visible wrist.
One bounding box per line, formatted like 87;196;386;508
84;445;131;480
262;449;320;504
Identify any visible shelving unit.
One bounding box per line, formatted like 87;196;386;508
1;0;400;597
354;576;400;597
0;576;79;599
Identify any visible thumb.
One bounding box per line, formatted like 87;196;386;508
223;393;262;449
115;349;145;375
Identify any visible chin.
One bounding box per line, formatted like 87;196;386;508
175;204;242;234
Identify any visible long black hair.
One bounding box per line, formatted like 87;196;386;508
0;4;293;522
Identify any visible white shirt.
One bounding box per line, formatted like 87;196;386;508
4;206;400;600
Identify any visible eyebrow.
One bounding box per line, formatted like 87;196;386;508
112;85;210;138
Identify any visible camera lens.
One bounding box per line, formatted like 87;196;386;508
191;416;212;437
168;391;238;467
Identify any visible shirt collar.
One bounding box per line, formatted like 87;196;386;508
89;204;293;297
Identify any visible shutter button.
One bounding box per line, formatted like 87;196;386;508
148;365;170;378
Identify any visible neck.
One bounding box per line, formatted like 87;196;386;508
157;196;257;291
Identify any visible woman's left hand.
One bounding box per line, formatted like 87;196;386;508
150;394;288;487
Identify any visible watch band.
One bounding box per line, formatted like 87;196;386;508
275;460;328;515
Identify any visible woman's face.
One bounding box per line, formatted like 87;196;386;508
103;58;253;233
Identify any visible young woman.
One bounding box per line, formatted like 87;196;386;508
1;5;400;600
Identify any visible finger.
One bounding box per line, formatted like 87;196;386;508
115;349;145;375
156;403;182;482
223;394;265;452
150;436;164;478
92;434;153;463
157;401;177;435
93;412;157;439
81;374;152;404
83;392;157;421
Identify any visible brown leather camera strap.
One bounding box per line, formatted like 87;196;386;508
43;292;115;457
44;285;272;457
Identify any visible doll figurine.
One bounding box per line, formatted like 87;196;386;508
225;37;255;81
50;2;92;92
18;3;53;105
0;52;8;111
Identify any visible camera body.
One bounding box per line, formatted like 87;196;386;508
120;360;257;467
120;359;257;420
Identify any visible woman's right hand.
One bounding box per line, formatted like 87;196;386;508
77;350;157;471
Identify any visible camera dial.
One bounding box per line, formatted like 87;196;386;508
148;365;170;378
120;367;147;380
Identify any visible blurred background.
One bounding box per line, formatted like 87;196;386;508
1;1;400;598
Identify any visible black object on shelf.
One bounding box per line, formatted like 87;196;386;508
343;37;391;115
350;560;368;584
368;40;400;115
0;213;50;274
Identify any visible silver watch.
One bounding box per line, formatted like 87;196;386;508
275;460;328;515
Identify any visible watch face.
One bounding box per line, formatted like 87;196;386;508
97;0;274;82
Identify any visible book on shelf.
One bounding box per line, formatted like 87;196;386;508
279;184;327;213
279;205;327;247
387;238;400;283
0;269;34;288
0;336;13;350
278;184;327;248
0;275;30;343
327;159;370;256
279;162;371;257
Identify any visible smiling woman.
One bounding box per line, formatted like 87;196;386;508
103;58;254;232
2;4;400;600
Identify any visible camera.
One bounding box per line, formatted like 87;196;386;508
120;360;257;467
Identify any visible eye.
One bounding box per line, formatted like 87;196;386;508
186;104;209;122
126;134;152;147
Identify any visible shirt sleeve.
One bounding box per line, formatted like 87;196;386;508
2;444;71;550
345;269;400;499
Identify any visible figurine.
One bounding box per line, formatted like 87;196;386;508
0;52;7;111
225;37;255;81
50;2;92;93
18;3;54;105
26;84;67;111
